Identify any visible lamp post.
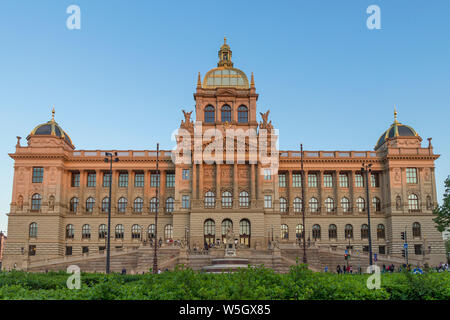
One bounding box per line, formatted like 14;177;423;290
361;162;373;266
153;143;160;274
104;152;119;274
300;144;307;263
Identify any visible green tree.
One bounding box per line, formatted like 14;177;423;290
433;176;450;233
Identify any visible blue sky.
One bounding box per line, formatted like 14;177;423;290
0;1;449;232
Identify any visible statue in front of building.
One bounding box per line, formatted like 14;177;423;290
225;227;236;257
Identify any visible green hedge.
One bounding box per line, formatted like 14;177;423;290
0;265;449;300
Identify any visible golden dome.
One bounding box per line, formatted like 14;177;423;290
202;38;249;89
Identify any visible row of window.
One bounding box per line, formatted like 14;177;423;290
32;167;420;187
70;171;189;188
27;193;422;213
204;105;248;123
278;222;422;240
67;196;184;213
276;172;381;188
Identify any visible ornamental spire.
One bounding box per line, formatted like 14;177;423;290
251;72;255;88
394;106;398;124
51;106;55;122
197;72;202;87
217;37;233;68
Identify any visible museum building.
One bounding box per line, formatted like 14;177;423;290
2;39;446;271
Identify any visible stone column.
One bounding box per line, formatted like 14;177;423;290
216;163;221;203
288;170;293;214
251;163;256;206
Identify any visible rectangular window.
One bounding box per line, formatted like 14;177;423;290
150;173;160;187
278;173;286;187
87;172;96;187
99;246;106;252
166;173;175;188
339;173;348;188
371;173;380;187
379;246;386;255
362;246;369;253
28;245;36;256
355;173;364;187
308;173;317;187
323;173;333;188
264;169;271;181
118;172;128;187
65;246;72;256
182;169;190;180
292;173;302;187
264;195;272;208
414;244;422;255
103;172;111;187
32;167;44;183
134;172;144;187
406;168;418;184
82;246;89;254
71;172;80;187
182;195;190;209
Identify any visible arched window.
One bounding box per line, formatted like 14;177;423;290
66;224;74;239
86;197;95;213
279;197;287;213
239;219;251;247
118;197;127;213
296;224;304;240
238;105;248;123
281;224;289;239
345;224;353;239
101;197;109;213
328;224;337;239
150;197;159;212
29;222;38;238
221;105;231;122
341;197;350;212
412;222;421;237
377;224;385;239
82;224;91;239
148;224;155;239
239;191;249;208
221;219;233;243
408;194;419;211
312;224;321;240
222;191;232;208
31;194;42;211
204;219;215;245
131;225;141;239
204;191;215;208
166;197;174;213
293;198;302;213
115;224;124;239
164;224;173;241
309;197;319;213
325;197;334;212
356;197;365;212
99;224;107;239
69;197;79;213
361;224;369;239
204;105;215;123
372;197;381;212
134;197;144;213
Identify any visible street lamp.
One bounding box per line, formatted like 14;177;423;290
300;144;307;263
361;162;373;266
104;152;119;274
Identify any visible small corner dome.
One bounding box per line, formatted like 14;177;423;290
28;109;73;146
375;111;418;150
